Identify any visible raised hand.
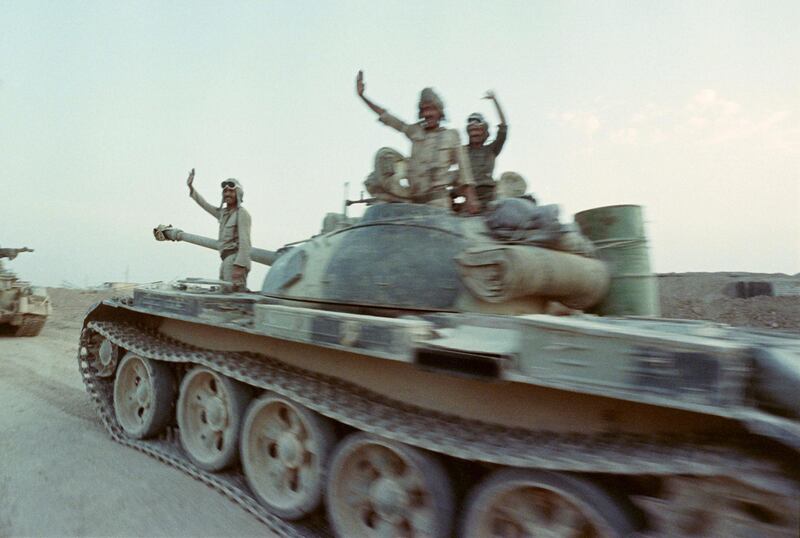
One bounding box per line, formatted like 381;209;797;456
483;91;506;124
356;70;365;97
187;168;195;192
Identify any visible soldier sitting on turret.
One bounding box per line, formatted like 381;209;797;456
356;70;479;213
185;169;252;292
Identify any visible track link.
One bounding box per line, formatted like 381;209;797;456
79;320;798;536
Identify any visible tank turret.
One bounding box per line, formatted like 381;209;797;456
155;202;612;316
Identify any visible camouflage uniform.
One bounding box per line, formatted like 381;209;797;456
377;112;474;209
190;181;252;290
466;123;507;211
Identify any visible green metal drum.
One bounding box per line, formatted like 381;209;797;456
574;205;660;316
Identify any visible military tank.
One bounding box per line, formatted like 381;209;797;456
1;247;51;336
78;202;800;538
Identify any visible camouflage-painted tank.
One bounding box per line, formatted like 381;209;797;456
0;247;50;336
78;202;800;538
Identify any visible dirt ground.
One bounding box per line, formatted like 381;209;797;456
1;273;798;536
658;272;800;333
0;289;270;538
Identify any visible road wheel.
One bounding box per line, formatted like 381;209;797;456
461;469;635;538
240;392;335;519
113;353;175;439
326;432;454;538
95;338;120;377
177;366;250;471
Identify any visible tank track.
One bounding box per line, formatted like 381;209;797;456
14;314;46;336
79;320;797;537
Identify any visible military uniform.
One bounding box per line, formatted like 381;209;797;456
378;111;474;208
466;124;507;211
190;186;252;290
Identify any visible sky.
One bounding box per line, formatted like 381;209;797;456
1;0;798;287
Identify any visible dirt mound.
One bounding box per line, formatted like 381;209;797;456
658;272;800;333
46;288;131;331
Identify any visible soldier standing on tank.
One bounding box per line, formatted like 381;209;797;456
186;169;252;292
465;90;508;212
356;70;479;213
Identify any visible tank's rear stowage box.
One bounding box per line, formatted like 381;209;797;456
80;203;799;537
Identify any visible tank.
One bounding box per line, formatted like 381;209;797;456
0;247;51;336
78;203;800;538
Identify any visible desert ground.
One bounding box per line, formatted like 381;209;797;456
1;273;798;537
0;288;271;538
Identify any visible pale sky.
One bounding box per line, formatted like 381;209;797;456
2;1;798;287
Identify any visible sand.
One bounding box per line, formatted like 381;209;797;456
0;288;271;537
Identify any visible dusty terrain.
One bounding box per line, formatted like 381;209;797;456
0;273;798;536
0;289;271;538
658;272;800;332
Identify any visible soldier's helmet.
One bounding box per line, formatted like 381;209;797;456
220;178;244;205
496;172;528;199
466;112;489;140
418;87;445;120
365;148;412;202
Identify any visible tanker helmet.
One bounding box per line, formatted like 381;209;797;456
466;112;489;141
496;172;527;199
220;178;244;205
467;112;487;126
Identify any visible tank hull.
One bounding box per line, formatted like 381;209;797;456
79;290;800;537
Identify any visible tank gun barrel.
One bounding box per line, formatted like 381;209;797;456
153;225;277;266
0;247;33;260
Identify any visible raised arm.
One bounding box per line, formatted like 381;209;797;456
356;70;386;116
186;168;220;219
357;70;410;134
483;91;508;155
484;90;507;125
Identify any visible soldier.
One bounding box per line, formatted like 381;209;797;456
186;169;252;292
465;90;508;211
356;70;479;213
